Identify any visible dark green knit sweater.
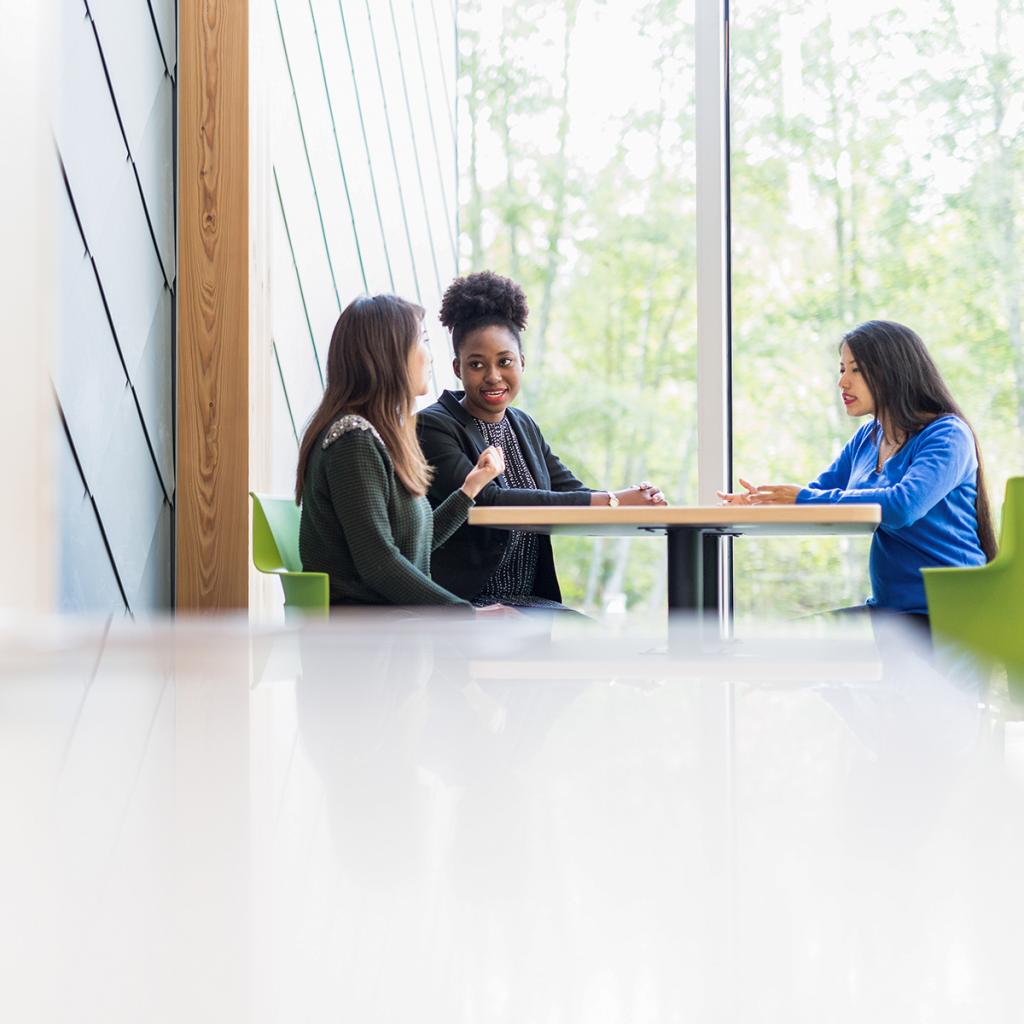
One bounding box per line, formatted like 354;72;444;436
299;415;473;607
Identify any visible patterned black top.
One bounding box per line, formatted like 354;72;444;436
474;416;539;600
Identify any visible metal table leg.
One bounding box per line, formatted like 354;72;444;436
702;532;721;615
666;527;723;614
667;529;725;643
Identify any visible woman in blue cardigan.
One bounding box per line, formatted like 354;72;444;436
718;321;997;618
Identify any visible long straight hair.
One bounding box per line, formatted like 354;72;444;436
842;320;997;560
295;295;432;502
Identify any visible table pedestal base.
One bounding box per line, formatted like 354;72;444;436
667;528;730;625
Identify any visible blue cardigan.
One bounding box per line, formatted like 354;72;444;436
796;415;986;614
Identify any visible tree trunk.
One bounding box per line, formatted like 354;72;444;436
499;85;519;279
824;31;849;325
466;54;483;270
848;103;863;323
530;0;578;380
991;0;1024;436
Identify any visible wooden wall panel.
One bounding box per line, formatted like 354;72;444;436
178;0;249;609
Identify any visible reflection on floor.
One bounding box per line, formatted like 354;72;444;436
2;611;1022;1023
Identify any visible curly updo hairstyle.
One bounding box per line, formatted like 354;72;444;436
439;270;529;355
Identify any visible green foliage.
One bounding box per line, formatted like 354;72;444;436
460;0;1024;620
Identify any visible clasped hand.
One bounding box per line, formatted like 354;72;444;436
461;445;506;499
593;482;668;507
716;477;800;505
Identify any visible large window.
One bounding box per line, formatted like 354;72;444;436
731;0;1024;620
461;0;1024;618
459;0;697;614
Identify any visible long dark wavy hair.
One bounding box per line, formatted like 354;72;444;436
294;295;431;503
842;320;997;560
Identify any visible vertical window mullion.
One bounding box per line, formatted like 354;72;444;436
695;0;733;626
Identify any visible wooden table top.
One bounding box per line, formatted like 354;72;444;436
468;503;881;537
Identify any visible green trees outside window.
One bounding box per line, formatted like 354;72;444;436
460;0;1024;619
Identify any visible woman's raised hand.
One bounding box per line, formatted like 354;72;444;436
716;477;758;505
717;478;800;505
461;444;506;500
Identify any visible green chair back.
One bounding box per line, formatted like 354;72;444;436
250;492;329;618
923;477;1024;672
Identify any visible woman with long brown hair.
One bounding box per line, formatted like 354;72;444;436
296;294;505;608
719;320;997;621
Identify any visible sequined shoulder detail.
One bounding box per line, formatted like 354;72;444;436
322;415;386;450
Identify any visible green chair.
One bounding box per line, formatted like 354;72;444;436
923;477;1024;673
250;492;329;618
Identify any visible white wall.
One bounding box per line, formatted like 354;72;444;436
0;3;54;615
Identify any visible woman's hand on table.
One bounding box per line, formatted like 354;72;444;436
591;482;668;507
461;445;505;500
716;478;801;505
748;485;801;505
634;481;668;505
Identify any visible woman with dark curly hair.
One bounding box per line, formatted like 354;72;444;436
416;270;667;609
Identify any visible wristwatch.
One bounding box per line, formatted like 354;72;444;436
606;491;620;508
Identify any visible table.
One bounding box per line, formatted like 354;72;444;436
4;614;1019;1022
469;504;881;614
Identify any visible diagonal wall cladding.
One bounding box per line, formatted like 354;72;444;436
269;0;457;492
56;413;128;615
56;182;127;489
87;0;174;282
148;0;177;79
135;289;175;490
315;1;396;292
54;0;175;614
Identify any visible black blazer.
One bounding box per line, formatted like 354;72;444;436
416;390;595;602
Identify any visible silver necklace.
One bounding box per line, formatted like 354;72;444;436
876;435;904;472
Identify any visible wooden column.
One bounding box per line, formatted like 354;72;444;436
178;0;249;609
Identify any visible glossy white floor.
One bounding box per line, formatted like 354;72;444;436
2;611;1023;1023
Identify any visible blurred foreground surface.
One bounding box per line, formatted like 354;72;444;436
2;612;1023;1023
